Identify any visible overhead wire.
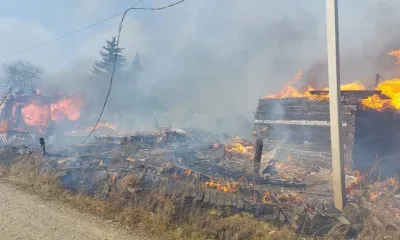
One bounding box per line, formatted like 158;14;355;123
0;0;144;60
80;0;188;144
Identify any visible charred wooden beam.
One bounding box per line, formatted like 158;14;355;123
253;138;263;177
39;137;45;156
308;90;389;99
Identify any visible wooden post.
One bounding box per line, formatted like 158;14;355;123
253;138;263;177
375;73;380;87
326;0;346;211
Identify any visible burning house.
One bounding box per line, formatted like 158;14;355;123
0;92;82;138
253;71;400;174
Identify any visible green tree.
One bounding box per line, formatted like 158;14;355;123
91;37;126;74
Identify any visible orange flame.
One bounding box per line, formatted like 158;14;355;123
203;179;239;193
264;48;400;112
224;137;254;155
50;97;82;121
172;172;180;180
21;104;51;128
261;191;273;204
183;169;193;176
389;49;400;64
226;143;249;154
126;157;135;163
346;170;365;194
277;192;303;204
369;192;381;201
0;120;8;133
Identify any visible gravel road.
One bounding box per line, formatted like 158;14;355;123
0;180;148;240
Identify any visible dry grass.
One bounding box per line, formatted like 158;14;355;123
1;159;399;240
0;161;299;240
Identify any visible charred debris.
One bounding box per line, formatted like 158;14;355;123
0;90;399;236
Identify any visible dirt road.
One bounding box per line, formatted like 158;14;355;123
0;180;147;240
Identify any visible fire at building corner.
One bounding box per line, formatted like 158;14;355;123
0;91;82;143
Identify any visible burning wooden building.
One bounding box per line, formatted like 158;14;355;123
0;92;82;135
253;90;399;170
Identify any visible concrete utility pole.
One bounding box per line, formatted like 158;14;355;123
326;0;346;211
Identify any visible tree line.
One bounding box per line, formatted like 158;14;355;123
0;37;143;95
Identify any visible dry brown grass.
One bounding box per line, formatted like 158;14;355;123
0;161;300;240
1;160;399;240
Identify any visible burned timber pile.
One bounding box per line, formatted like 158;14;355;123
254;90;398;171
0;91;399;236
0;128;399;236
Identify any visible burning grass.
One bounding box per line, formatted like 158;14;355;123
0;152;399;240
0;158;299;240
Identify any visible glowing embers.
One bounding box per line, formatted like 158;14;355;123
203;179;240;193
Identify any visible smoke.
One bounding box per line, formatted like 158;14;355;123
38;0;400;135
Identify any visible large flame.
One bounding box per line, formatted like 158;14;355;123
0;120;8;133
16;96;83;132
50;97;82;121
21;104;51;127
265;49;400;111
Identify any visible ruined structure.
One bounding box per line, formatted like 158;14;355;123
253;90;397;170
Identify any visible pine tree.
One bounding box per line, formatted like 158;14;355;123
131;52;143;73
130;52;143;81
91;37;126;74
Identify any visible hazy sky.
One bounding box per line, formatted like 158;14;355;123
0;0;398;118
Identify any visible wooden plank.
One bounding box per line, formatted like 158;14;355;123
203;190;211;203
195;189;205;202
216;193;225;207
209;191;217;205
236;198;245;209
224;195;233;207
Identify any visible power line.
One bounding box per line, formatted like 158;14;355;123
0;0;144;60
80;0;188;144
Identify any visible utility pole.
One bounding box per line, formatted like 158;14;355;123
326;0;346;211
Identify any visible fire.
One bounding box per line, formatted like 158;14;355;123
369;191;381;201
277;192;303;204
275;162;296;170
85;120;116;131
203;179;239;193
226;143;248;154
172;172;180;180
346;170;365;194
50;97;82;121
261;191;273;204
183;169;193;176
126;157;135;163
389;49;400;64
21;104;51;127
265;71;310;99
0;120;8;133
338;81;365;91
224;137;254;155
264;49;400;111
